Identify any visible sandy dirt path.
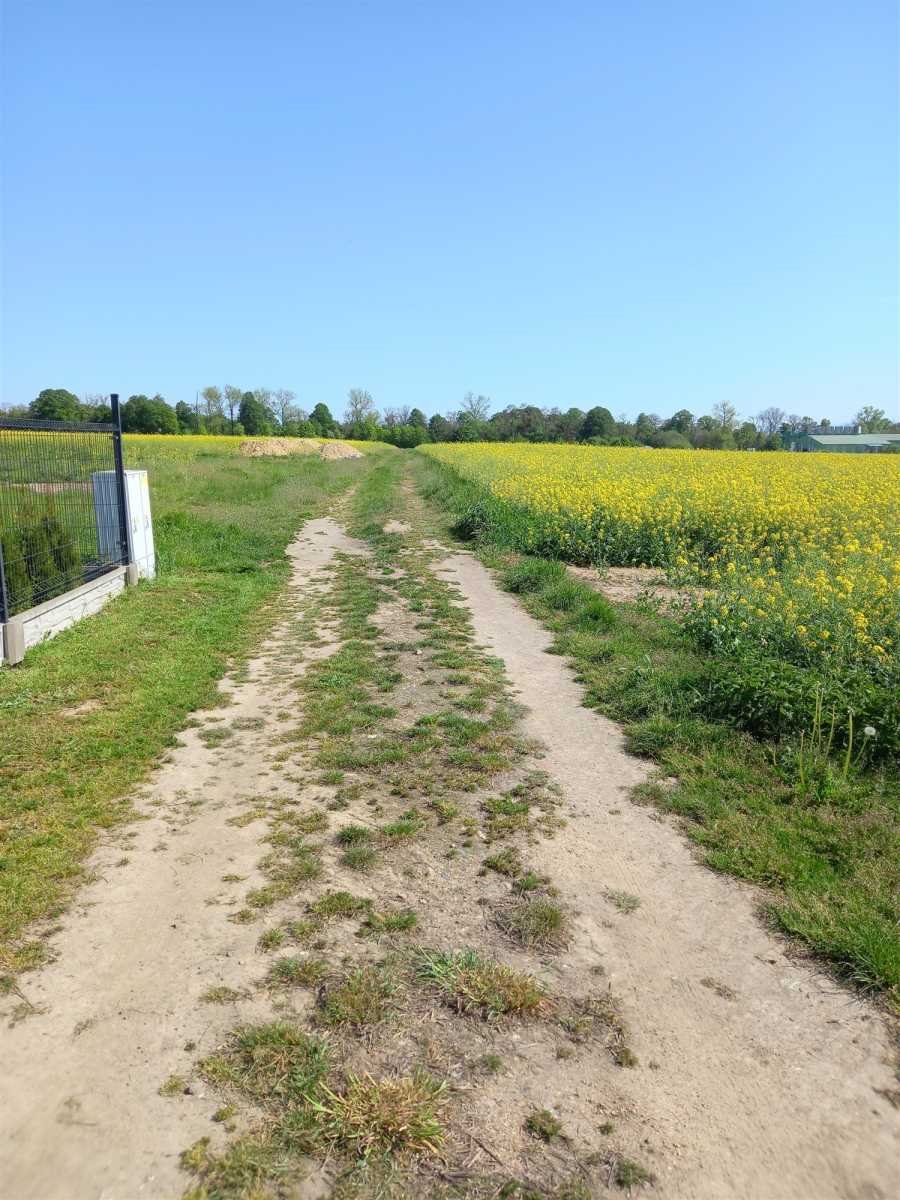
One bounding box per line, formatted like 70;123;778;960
438;549;899;1200
0;519;364;1200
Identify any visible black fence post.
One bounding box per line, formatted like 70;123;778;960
0;536;8;625
110;394;131;566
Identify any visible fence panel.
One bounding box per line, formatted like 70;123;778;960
0;403;129;622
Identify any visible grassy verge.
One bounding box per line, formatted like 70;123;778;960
412;451;900;1009
0;443;384;977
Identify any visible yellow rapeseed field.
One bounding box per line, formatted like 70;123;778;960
421;444;900;686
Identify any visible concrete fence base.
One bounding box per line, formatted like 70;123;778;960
2;566;130;665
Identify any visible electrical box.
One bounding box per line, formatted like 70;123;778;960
92;469;157;579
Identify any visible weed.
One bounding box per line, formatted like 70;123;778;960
200;986;244;1004
497;898;569;950
309;891;373;920
268;956;330;988
480;1053;505;1073
604;889;641;914
525;1108;562;1141
358;909;418;938
336;824;372;845
340;845;379;872
200;1022;331;1104
318;965;396;1030
483;848;524;877
304;1071;447;1159
257;928;285;952
416;948;547;1018
159;1074;187;1096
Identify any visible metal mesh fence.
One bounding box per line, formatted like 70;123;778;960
0;416;128;620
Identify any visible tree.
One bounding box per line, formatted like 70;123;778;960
428;414;454;442
855;406;891;433
201;386;223;422
461;392;491;422
273;388;298;429
734;421;760;450
30;388;82;421
82;394;112;423
664;409;695;436
409;408;428;429
633;413;660;444
756;406;786;435
345;388;376;426
239;390;273;435
712;401;738;430
253;389;275;426
310;403;339;437
650;429;691;449
121;394;178;434
223;385;242;434
580;406;616;441
175;400;199;433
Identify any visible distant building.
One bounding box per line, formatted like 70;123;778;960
788;432;900;453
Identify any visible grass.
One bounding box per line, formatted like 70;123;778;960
497;898;569;950
304;1071;447;1159
308;891;373;920
413;450;900;1007
0;439;382;974
525;1109;563;1142
416;948;547;1018
317;964;396;1030
267;956;330;988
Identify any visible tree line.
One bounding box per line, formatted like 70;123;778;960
7;388;898;449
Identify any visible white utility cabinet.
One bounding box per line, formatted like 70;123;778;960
92;469;157;579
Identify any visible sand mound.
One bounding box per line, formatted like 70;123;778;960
239;438;322;458
239;438;363;461
320;441;363;460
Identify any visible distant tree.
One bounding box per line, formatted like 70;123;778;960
175;400;199;433
382;407;401;429
633;412;660;444
201;386;223;423
345;388;376;425
273;388;298;429
855;405;891;432
428;414;454;442
580;406;616;441
460;392;491;422
82;394;113;423
650;429;691;449
819;417;832;430
756;406;786;435
409;408;428;429
253;389;275;426
456;412;487;442
552;407;585;442
664;409;695;436
121;394;178;434
712;401;738;430
309;402;339;437
30;388;82;421
734;421;760;450
223;385;242;434
239;390;273;435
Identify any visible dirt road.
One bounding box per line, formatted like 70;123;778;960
1;499;897;1200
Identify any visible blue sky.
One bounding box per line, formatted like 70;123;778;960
1;1;897;423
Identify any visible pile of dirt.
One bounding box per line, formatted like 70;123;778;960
239;438;322;458
239;438;363;461
319;441;363;460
